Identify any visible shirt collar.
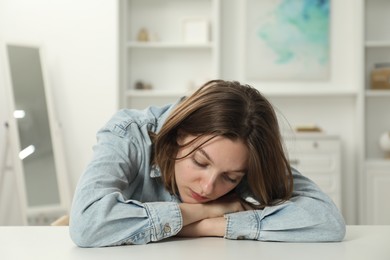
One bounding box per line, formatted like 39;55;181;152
155;96;185;133
151;96;185;179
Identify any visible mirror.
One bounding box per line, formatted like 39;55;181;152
5;44;70;225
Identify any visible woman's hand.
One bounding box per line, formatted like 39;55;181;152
178;193;253;238
179;193;248;227
203;193;246;218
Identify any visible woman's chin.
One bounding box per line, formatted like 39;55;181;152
181;195;209;204
181;197;200;204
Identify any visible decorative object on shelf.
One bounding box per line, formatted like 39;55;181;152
371;63;390;90
134;81;144;90
143;83;152;90
295;124;323;133
182;18;209;43
134;81;152;90
137;28;150;42
244;0;330;80
379;131;390;159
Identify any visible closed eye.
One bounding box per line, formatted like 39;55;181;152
192;158;208;168
222;174;239;184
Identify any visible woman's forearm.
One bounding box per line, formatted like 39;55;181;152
179;195;245;227
177;217;226;237
179;203;209;226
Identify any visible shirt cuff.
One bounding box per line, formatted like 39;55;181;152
144;202;183;241
224;210;260;240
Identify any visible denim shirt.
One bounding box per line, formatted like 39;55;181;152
69;101;346;247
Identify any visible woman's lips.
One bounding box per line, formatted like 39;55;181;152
190;189;209;202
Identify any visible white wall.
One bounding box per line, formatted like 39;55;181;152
0;0;119;223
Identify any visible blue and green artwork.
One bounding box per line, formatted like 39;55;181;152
246;0;330;80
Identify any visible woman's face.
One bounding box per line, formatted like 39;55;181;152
174;135;248;204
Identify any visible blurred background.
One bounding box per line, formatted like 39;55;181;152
0;0;389;227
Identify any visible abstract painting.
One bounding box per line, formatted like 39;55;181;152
245;0;330;80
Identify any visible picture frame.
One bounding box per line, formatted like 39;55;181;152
244;0;331;81
182;18;209;44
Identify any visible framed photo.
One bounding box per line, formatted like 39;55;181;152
182;18;209;43
244;0;331;80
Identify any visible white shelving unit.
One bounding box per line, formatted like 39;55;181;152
119;0;220;109
362;0;390;224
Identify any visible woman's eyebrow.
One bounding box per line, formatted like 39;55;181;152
197;148;246;174
198;148;213;162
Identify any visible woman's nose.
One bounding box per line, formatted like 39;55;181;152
201;172;217;196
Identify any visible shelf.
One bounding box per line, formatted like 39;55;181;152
121;0;220;108
126;89;188;97
127;42;214;49
285;132;340;140
262;89;358;98
365;90;390;97
126;88;359;99
365;41;390;48
365;159;390;169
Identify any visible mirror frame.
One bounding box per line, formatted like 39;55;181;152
3;43;71;225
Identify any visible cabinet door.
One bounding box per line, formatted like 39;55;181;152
366;170;390;224
288;137;341;209
290;153;336;185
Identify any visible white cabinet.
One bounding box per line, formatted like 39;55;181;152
362;0;390;224
365;161;390;224
287;134;342;210
119;0;220;109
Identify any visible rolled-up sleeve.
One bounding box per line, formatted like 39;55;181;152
144;202;182;241
224;169;346;242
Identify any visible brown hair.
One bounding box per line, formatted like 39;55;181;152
153;80;293;208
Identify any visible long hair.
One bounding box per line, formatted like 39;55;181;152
153;80;293;208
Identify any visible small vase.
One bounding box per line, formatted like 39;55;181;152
379;131;390;159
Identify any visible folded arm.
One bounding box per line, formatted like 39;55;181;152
69;125;185;247
224;169;346;242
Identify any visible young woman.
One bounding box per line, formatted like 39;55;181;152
69;80;345;247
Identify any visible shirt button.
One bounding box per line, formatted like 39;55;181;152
163;223;171;233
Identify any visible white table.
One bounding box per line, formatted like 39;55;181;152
0;225;389;260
